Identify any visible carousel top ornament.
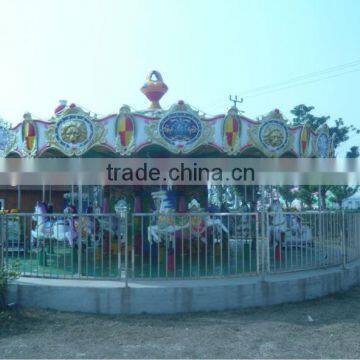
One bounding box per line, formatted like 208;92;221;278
141;70;168;109
249;109;294;157
0;71;331;159
45;102;106;156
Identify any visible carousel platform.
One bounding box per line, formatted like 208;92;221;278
7;259;360;315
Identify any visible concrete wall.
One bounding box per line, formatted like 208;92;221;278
7;260;360;315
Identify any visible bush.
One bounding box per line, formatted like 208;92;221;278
0;262;20;309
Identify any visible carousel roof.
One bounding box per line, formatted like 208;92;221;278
0;71;334;158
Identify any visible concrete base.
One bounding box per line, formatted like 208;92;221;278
7;261;360;314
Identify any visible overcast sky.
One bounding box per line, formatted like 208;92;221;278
0;0;359;154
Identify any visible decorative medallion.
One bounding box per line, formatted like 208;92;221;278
21;112;37;157
0;118;16;157
300;121;311;157
45;106;105;156
146;101;213;153
259;121;288;150
315;124;330;158
223;107;241;154
249;109;293;157
115;105;135;155
159;111;201;146
316;133;329;158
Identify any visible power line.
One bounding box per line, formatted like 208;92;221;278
202;58;360;112
238;58;360;96
245;67;360;99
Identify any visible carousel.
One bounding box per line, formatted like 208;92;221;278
0;71;336;278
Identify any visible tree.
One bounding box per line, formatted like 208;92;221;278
291;104;359;149
297;185;317;210
346;146;359;158
278;186;298;209
328;145;359;208
328;186;358;209
291;105;359;209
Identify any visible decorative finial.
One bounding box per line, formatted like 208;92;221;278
54;100;67;117
23;112;32;121
119;104;131;113
141;71;168;109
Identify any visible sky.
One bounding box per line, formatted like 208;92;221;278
0;0;359;154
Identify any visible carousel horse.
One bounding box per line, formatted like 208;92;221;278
147;196;229;244
147;192;181;244
284;213;313;247
268;199;312;247
222;186;251;240
31;202;78;246
77;200;126;248
268;199;286;245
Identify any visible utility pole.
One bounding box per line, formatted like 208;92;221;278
229;95;244;111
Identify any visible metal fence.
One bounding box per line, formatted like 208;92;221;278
0;210;359;280
130;212;259;279
267;211;345;273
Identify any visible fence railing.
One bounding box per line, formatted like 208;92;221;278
130;212;259;279
267;211;345;273
0;211;359;280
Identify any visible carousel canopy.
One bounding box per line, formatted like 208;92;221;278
0;71;334;159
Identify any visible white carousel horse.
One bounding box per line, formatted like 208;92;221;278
222;186;251;240
188;199;229;242
269;199;312;247
268;199;286;244
147;193;184;243
31;202;78;246
284;213;312;247
147;198;228;244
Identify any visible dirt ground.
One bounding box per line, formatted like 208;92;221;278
1;287;360;359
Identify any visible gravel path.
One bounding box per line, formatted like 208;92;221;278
1;287;360;358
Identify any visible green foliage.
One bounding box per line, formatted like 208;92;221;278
291;104;329;129
277;186;298;209
290;104;359;149
346;146;360;158
328;186;358;208
298;186;318;210
290;104;359;209
328;145;360;208
0;261;20;309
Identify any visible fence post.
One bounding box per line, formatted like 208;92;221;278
124;211;128;288
260;211;268;280
77;216;82;277
342;210;346;269
318;210;323;267
256;213;260;276
266;212;270;274
0;216;3;268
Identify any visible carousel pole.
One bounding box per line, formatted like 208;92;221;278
77;183;83;277
71;184;74;205
78;184;83;213
17;185;21;211
42;184;45;202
